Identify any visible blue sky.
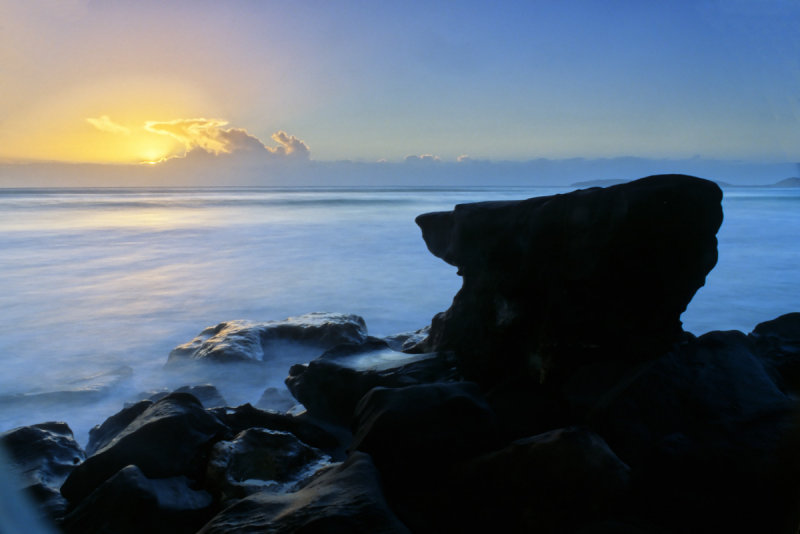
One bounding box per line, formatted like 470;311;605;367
0;0;798;166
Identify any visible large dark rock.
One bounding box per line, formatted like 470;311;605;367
1;421;85;519
197;451;410;534
286;347;458;427
573;330;800;533
167;312;368;365
451;426;631;533
206;428;329;501
750;312;800;394
350;382;500;482
412;174;723;386
61;393;229;505
60;465;215;534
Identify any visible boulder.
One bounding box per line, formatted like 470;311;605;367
61;392;229;505
749;312;800;394
197;452;410;534
86;400;152;457
411;175;723;387
350;382;500;482
60;465;214;534
451;427;631;533
1;421;85;519
208;403;339;452
147;384;227;408
205;428;329;500
286;349;458;427
167;312;368;365
575;330;800;533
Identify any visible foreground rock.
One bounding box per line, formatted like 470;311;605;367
61;465;215;534
198;452;410;534
412;174;723;386
286;342;458;426
1;421;85;519
206;427;329;501
167;312;368;365
61;393;229;504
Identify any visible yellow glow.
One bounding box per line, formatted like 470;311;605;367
0;77;219;164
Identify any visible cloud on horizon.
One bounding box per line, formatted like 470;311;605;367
145;118;310;160
405;154;441;163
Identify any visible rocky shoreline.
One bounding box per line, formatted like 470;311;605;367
3;174;800;533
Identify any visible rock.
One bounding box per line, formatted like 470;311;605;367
749;312;800;394
577;330;800;533
382;326;430;352
208;403;339;451
451;427;631;533
61;392;229;505
197;451;410;534
86;400;152;457
174;384;227;408
1;421;85;519
286;349;458;427
205;428;329;500
60;465;214;534
411;174;723;387
350;382;500;482
167;312;368;365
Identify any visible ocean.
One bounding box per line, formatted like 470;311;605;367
0;184;798;445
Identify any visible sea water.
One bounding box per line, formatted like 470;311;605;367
0;184;798;445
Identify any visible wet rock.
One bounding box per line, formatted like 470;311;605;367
86;400;152;457
577;330;800;533
286;350;458;426
412;175;723;387
451;427;631;533
197;451;410;534
750;312;800;394
167;312;368;365
383;326;430;352
209;403;339;452
206;428;329;500
61;465;214;534
350;382;500;482
1;421;85;519
61;392;229;505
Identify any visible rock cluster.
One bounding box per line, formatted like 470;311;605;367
3;175;800;533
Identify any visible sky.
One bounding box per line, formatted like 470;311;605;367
0;0;799;184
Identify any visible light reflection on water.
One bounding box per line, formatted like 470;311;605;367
0;184;797;443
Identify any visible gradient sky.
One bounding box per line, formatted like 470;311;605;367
1;0;799;165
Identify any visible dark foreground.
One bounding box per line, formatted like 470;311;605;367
4;175;800;533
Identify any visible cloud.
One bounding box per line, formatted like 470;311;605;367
457;154;471;162
270;131;310;159
144;118;310;160
86;115;130;135
405;154;441;163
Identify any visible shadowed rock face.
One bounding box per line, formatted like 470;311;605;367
413;174;723;386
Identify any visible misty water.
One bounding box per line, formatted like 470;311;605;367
0;184;798;446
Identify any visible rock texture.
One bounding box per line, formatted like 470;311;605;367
167;312;368;365
1;421;85;519
412;174;723;386
197;452;410;534
61;393;229;504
